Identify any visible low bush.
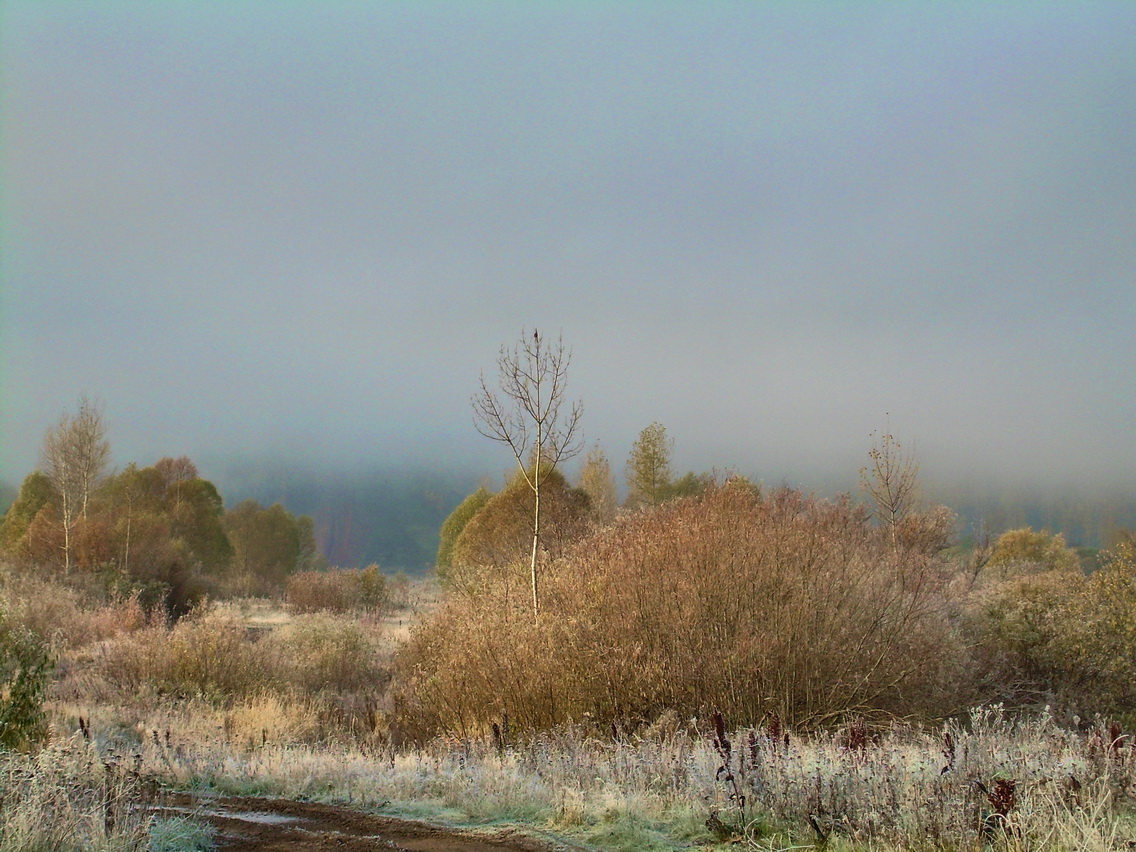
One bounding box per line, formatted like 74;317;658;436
97;607;271;701
92;606;388;741
261;613;384;695
0;611;53;751
966;539;1136;724
0;575;149;650
447;469;591;589
286;565;387;615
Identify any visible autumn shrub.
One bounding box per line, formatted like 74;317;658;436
963;568;1082;710
286;565;388;615
435;487;492;579
385;571;412;609
965;540;1136;724
0;611;53;751
1063;540;1136;720
97;606;271;701
287;570;352;613
987;526;1081;578
0;575;148;649
448;469;591;589
91;605;387;742
262;613;384;695
392;481;965;740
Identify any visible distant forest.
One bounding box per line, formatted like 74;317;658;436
929;482;1136;553
124;466;1136;571
2;467;1131;573
210;464;476;573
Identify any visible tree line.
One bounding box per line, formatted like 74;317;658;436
0;398;323;615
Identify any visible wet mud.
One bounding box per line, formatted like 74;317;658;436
159;793;562;852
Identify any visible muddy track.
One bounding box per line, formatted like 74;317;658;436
159;793;564;852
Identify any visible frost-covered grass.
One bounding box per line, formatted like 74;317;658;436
0;737;184;852
29;583;1136;851
145;816;212;852
61;703;1136;851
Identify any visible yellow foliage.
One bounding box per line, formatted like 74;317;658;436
987;527;1080;576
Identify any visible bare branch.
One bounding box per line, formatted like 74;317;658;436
859;420;920;551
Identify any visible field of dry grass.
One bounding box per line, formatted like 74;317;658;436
28;697;1136;851
0;570;1133;851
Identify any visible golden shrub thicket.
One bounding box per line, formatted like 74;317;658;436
285;565;388;614
94;607;385;706
392;481;965;740
965;539;1136;724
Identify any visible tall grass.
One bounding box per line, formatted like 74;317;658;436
70;703;1135;851
0;737;160;852
285;565;388;615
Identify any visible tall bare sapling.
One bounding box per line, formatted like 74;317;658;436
472;329;583;616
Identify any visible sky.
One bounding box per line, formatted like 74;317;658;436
2;1;1134;499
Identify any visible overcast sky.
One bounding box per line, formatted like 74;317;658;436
2;2;1134;496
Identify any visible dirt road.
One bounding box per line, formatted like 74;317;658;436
160;793;563;852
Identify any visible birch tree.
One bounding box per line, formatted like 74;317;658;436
40;397;111;571
472;329;583;616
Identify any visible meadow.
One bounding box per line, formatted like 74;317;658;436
0;565;1133;852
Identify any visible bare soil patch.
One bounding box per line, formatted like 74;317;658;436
160;793;560;852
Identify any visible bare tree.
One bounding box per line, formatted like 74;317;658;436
40;397;111;571
472;329;583;616
859;421;919;552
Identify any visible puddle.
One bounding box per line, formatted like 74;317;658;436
156;803;301;826
207;809;301;826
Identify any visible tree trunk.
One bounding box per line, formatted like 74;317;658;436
530;479;540;617
61;489;73;573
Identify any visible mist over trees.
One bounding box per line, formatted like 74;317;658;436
3;378;1136;747
218;463;470;572
0;401;327;616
